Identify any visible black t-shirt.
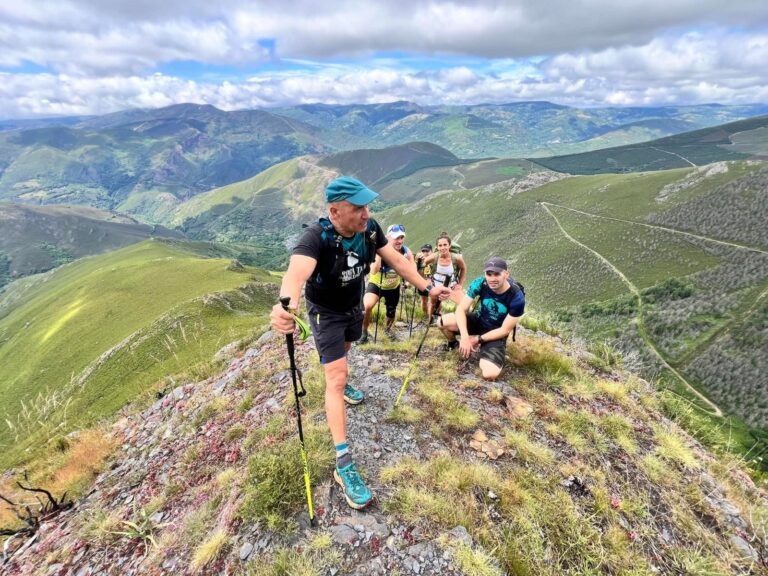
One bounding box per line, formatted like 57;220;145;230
293;218;388;311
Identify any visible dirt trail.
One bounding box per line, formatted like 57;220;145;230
541;202;768;256
649;146;696;167
539;202;724;417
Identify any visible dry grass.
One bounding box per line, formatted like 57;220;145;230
190;529;229;572
46;428;116;496
1;427;116;530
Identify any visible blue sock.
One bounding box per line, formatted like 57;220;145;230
336;442;352;469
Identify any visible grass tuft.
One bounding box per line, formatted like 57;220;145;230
190;529;229;572
654;427;701;469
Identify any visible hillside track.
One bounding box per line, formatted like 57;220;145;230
673;281;768;368
648;146;697;167
541;202;768;256
539;202;724;417
450;165;466;189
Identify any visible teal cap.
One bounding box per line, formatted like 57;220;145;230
325;176;379;206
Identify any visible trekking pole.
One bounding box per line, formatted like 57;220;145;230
373;297;382;344
408;284;417;340
399;284;406;321
279;297;316;527
395;276;450;407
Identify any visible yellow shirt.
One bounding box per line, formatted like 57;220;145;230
369;269;402;290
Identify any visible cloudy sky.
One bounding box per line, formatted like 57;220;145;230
1;0;767;118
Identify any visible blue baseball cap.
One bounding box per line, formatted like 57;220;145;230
325;176;379;206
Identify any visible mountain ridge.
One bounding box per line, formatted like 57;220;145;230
2;320;766;574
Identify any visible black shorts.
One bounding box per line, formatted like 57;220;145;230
307;300;363;364
458;312;507;369
365;283;401;318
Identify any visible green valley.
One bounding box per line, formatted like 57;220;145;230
0;239;277;468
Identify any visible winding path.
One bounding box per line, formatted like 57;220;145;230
649;146;697;167
539;202;724;417
541;202;768;256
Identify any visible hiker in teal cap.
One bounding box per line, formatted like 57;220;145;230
271;176;451;509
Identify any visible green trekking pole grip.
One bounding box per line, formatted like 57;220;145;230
279;297;316;527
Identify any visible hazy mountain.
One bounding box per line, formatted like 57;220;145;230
272;100;768;157
0;202;182;288
534;114;768;174
2;101;767;222
0;104;329;219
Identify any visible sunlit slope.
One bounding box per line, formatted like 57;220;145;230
165;145;551;270
0;239;276;465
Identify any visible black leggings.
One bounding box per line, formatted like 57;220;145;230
365;283;401;318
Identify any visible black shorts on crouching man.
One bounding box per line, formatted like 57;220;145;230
307;301;364;364
365;283;400;318
450;312;507;368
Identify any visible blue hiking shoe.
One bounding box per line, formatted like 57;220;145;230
334;462;373;509
343;383;364;405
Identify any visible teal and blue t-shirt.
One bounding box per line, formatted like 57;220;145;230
466;276;525;333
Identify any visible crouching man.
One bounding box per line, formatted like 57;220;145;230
438;257;525;380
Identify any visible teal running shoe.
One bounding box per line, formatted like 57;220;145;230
343;383;364;405
334;462;373;509
358;331;369;344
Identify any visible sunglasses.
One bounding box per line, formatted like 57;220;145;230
388;224;405;233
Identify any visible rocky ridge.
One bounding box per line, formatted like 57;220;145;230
2;322;767;575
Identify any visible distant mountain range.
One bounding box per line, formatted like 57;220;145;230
272;100;768;157
1;101;767;220
0;104;329;217
535;114;768;174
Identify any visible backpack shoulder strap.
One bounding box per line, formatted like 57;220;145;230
507;278;524;341
364;220;378;265
311;218;344;283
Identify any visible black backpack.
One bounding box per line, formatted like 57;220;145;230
310;217;378;286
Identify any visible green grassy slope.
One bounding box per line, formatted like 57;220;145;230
383;160;768;430
0;239;276;467
534;115;768;174
166;148;551;269
0;202;183;287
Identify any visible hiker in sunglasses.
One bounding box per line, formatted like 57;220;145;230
270;176;451;510
438;257;525;381
360;224;415;342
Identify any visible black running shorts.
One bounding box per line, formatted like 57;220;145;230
365;283;400;318
307;301;363;364
463;312;507;369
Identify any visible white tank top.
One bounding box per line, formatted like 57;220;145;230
432;258;455;287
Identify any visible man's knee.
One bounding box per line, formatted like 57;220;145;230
440;313;458;331
363;294;378;311
479;360;502;381
323;358;348;392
